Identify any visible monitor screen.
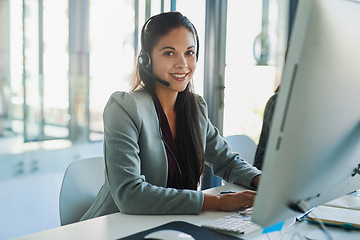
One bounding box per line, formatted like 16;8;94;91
252;0;360;227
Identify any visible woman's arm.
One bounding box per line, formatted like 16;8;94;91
202;190;257;211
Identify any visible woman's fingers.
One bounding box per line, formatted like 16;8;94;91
218;190;257;211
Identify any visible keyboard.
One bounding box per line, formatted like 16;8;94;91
202;208;261;235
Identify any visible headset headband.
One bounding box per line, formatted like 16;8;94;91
139;13;199;61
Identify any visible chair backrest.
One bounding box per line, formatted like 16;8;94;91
224;134;257;165
59;156;105;225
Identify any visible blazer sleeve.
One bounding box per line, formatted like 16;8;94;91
103;91;203;215
196;96;262;188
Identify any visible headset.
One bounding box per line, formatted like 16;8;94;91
138;14;200;87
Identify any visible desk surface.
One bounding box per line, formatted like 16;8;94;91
15;184;360;240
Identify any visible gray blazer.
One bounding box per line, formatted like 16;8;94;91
81;89;261;220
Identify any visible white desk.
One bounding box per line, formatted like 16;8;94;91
15;184;360;240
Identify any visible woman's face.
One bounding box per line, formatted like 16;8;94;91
151;26;197;93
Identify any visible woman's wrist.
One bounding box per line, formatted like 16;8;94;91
202;193;221;211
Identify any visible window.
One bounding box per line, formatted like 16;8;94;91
223;0;286;142
8;0;69;142
89;0;135;141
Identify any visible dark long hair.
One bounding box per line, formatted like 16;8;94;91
131;12;204;190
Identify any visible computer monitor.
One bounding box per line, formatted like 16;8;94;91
252;0;360;227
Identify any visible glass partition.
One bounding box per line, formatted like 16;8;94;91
42;0;69;139
88;0;135;141
8;0;69;142
9;0;23;135
23;0;42;141
223;0;286;142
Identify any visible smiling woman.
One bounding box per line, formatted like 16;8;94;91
80;12;261;221
151;27;197;94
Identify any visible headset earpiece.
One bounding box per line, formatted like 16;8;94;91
138;51;151;69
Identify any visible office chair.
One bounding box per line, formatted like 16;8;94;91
224;134;257;165
59;156;105;225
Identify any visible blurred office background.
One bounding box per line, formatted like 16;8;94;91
0;0;291;239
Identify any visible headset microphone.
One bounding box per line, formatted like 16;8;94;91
138;55;170;87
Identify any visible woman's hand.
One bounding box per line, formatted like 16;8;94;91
202;190;257;212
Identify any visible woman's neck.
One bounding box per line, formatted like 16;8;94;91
154;88;177;113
